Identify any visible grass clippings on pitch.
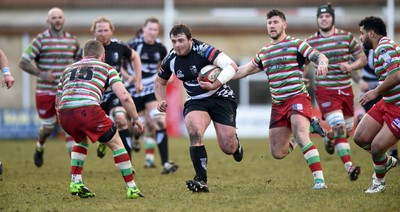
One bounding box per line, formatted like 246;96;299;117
0;136;399;211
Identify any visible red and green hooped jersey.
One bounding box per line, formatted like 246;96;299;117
57;58;121;110
305;28;363;89
22;29;80;95
374;37;400;106
252;35;319;104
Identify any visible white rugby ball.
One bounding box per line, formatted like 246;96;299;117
198;65;222;83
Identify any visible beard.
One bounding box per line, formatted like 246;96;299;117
363;37;373;50
319;24;333;33
269;31;282;40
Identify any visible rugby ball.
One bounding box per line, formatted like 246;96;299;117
198;65;222;83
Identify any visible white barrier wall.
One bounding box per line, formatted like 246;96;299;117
203;105;271;139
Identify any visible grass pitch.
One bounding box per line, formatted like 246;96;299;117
0;136;399;211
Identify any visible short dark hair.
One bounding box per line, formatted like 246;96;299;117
83;39;104;58
169;23;192;39
359;16;387;36
144;17;160;27
267;9;286;21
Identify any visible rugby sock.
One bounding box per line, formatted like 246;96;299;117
71;142;88;183
156;129;168;165
289;136;297;153
134;134;140;141
113;148;136;188
389;148;398;159
373;154;388;183
334;138;353;172
190;145;208;183
144;136;156;166
301;142;325;183
37;127;49;147
65;133;75;157
119;129;132;160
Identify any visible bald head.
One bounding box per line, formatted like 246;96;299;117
47;7;65;33
48;7;64;19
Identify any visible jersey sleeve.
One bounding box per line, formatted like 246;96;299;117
193;39;221;64
108;68;122;87
252;50;264;70
22;35;42;61
158;52;173;80
378;46;400;75
123;43;133;59
297;39;319;63
348;32;363;57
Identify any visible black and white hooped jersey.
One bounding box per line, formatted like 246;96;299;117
77;39;132;74
159;38;235;100
127;36;167;97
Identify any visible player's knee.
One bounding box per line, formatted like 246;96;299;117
326;112;346;136
98;124;117;143
271;150;286;160
39;116;57;137
111;107;128;129
188;132;202;145
345;117;354;136
220;138;236;154
150;108;166;129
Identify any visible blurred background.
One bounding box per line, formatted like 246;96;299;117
0;0;398;139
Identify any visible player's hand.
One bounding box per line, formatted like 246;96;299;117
39;70;55;82
340;63;353;73
359;89;378;105
198;76;221;90
135;82;143;93
127;75;136;84
316;63;328;76
132;119;144;134
2;74;14;89
360;80;369;92
157;100;167;112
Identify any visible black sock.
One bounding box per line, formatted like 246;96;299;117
119;129;132;160
390;149;398;158
190;146;207;182
156;129;168;165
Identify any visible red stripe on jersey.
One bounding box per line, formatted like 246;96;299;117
207;49;217;62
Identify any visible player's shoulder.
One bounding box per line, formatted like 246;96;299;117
111;38;129;46
305;32;319;41
192;38;216;52
154;38;165;46
335;28;352;36
161;49;177;66
35;29;51;39
127;36;143;47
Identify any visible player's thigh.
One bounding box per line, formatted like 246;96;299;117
354;114;381;145
269;126;292;153
184;110;211;140
370;123;398;155
146;100;166;130
290;114;311;148
214;122;237;151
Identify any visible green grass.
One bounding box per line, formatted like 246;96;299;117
0;136;399;211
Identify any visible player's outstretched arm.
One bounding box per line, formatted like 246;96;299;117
112;81;143;133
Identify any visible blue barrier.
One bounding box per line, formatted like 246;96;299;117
0;109;41;139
